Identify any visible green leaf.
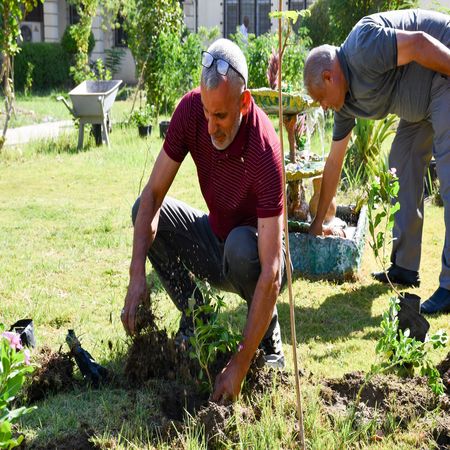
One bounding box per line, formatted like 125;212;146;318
0;419;12;443
8;405;36;421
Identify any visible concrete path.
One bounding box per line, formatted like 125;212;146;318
4;120;74;146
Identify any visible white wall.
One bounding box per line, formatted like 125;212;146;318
197;0;223;31
43;0;59;42
419;0;450;9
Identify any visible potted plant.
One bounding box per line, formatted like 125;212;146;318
159;120;170;139
130;105;154;137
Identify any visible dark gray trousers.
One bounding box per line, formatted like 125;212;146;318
132;196;286;340
390;73;450;289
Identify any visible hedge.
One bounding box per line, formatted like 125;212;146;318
15;43;70;92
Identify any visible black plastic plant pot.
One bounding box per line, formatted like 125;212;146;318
398;292;429;342
138;125;152;137
9;319;36;348
159;120;170;139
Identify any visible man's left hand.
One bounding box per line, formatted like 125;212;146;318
211;355;249;403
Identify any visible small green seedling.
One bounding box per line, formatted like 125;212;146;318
186;281;241;391
366;166;448;395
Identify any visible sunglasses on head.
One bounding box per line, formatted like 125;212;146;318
201;51;246;87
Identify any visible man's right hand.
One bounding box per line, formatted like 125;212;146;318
309;218;324;236
121;275;148;336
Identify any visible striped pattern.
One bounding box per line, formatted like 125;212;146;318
164;88;283;240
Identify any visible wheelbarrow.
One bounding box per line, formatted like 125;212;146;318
57;80;122;150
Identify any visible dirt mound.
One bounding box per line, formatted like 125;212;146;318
125;328;191;382
321;371;437;427
197;401;234;444
437;351;450;395
124;305;198;385
242;350;290;397
160;382;208;421
26;347;75;403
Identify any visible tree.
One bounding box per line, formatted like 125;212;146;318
303;0;418;47
123;0;183;121
65;0;126;84
66;0;99;84
0;0;43;150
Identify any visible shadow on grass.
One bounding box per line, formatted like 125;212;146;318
277;283;390;345
219;282;391;346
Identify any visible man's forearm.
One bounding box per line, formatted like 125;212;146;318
129;188;160;279
314;134;351;224
235;271;280;369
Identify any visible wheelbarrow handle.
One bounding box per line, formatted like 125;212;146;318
57;96;74;116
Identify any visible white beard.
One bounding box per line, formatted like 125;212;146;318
211;114;242;151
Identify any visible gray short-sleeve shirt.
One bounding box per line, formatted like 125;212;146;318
333;9;450;141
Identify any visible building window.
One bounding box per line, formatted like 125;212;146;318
114;13;128;47
224;0;271;38
288;0;310;33
69;5;81;25
24;3;44;22
288;0;308;10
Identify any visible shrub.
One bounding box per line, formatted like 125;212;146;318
61;24;95;55
177;29;203;95
14;43;70;92
243;32;277;89
283;28;311;90
342;115;398;190
302;0;337;47
124;0;183;120
234;29;310;90
303;0;417;47
129;105;155;126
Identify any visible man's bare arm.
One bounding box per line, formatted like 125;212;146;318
396;30;450;76
309;132;351;235
212;214;283;401
122;150;181;335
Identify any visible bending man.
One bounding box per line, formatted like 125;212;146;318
304;9;450;314
121;39;286;402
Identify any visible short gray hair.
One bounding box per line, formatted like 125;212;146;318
201;38;248;92
303;45;338;92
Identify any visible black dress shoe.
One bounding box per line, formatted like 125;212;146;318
372;264;420;288
421;287;450;314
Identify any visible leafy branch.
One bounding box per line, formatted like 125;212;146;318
364;168;448;397
366;164;400;295
268;10;311;61
186;281;241;392
371;297;448;395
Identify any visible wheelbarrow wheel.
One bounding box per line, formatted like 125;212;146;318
92;125;102;146
91;117;112;146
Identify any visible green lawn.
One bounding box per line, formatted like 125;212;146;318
1;122;448;448
1;92;140;128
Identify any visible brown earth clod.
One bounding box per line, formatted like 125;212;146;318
26;347;75;403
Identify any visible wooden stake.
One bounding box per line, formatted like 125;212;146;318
277;1;306;447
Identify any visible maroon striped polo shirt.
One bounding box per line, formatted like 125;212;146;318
163;87;283;241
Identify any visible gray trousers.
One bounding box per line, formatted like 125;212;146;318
390;73;450;289
132;196;286;340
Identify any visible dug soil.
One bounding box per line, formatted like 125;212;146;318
26;346;76;403
123;307;289;445
320;355;450;447
25;306;450;449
